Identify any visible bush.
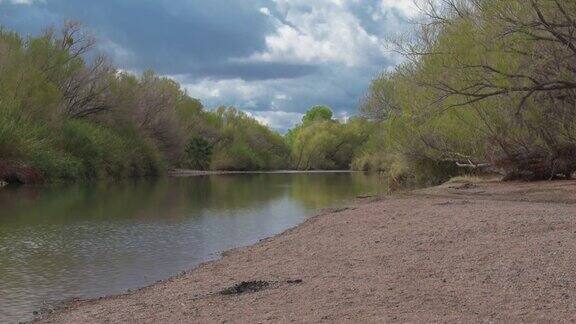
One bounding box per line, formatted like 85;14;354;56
180;137;213;170
61;120;164;179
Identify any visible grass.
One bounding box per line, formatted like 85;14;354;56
0;112;164;183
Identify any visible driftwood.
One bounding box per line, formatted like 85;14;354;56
454;160;504;177
455;161;491;169
447;145;576;181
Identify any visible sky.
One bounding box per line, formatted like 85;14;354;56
0;0;417;132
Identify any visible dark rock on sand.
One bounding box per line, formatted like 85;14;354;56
220;281;270;295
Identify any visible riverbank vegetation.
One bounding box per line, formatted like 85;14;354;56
0;22;373;184
3;0;575;186
286;106;373;170
0;22;289;183
355;0;576;185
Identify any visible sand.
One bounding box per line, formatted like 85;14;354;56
39;179;576;323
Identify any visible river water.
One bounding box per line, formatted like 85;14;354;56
0;172;386;322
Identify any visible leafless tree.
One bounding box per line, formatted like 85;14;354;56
38;21;115;118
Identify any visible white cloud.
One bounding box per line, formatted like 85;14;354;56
170;59;387;130
336;110;350;123
245;0;390;67
0;0;44;4
259;7;272;16
180;78;265;101
378;0;419;18
246;110;303;131
174;75;303;131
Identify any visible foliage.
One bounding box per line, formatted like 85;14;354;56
301;105;333;124
287;106;372;170
209;107;290;171
358;0;576;183
180;137;213;170
0;23;292;183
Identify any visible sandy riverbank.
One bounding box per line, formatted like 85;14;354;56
39;179;576;322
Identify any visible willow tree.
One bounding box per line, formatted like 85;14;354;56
362;0;576;181
288;106;372;170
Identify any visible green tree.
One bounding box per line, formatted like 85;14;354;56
302;105;333;124
287;106;372;170
209;107;290;171
181;137;213;170
357;0;576;184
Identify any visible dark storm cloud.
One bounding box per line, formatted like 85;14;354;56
1;0;309;79
189;62;319;81
48;0;271;73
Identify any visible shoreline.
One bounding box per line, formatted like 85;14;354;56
38;179;576;322
0;168;362;187
167;169;363;177
32;201;370;321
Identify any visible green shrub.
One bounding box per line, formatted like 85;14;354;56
60;119;164;179
180;137;213;170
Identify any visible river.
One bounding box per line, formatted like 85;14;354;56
0;172;386;322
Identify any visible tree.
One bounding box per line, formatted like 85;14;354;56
302;105;333;124
28;21;115;118
359;0;576;182
208;107;290;171
287;105;372;170
181;137;213;170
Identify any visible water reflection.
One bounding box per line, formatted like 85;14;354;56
0;172;386;322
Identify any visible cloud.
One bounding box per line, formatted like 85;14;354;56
0;0;43;4
176;61;388;115
191;61;318;81
378;0;419;18
1;0;276;73
180;78;266;103
246;0;390;67
246;110;303;131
